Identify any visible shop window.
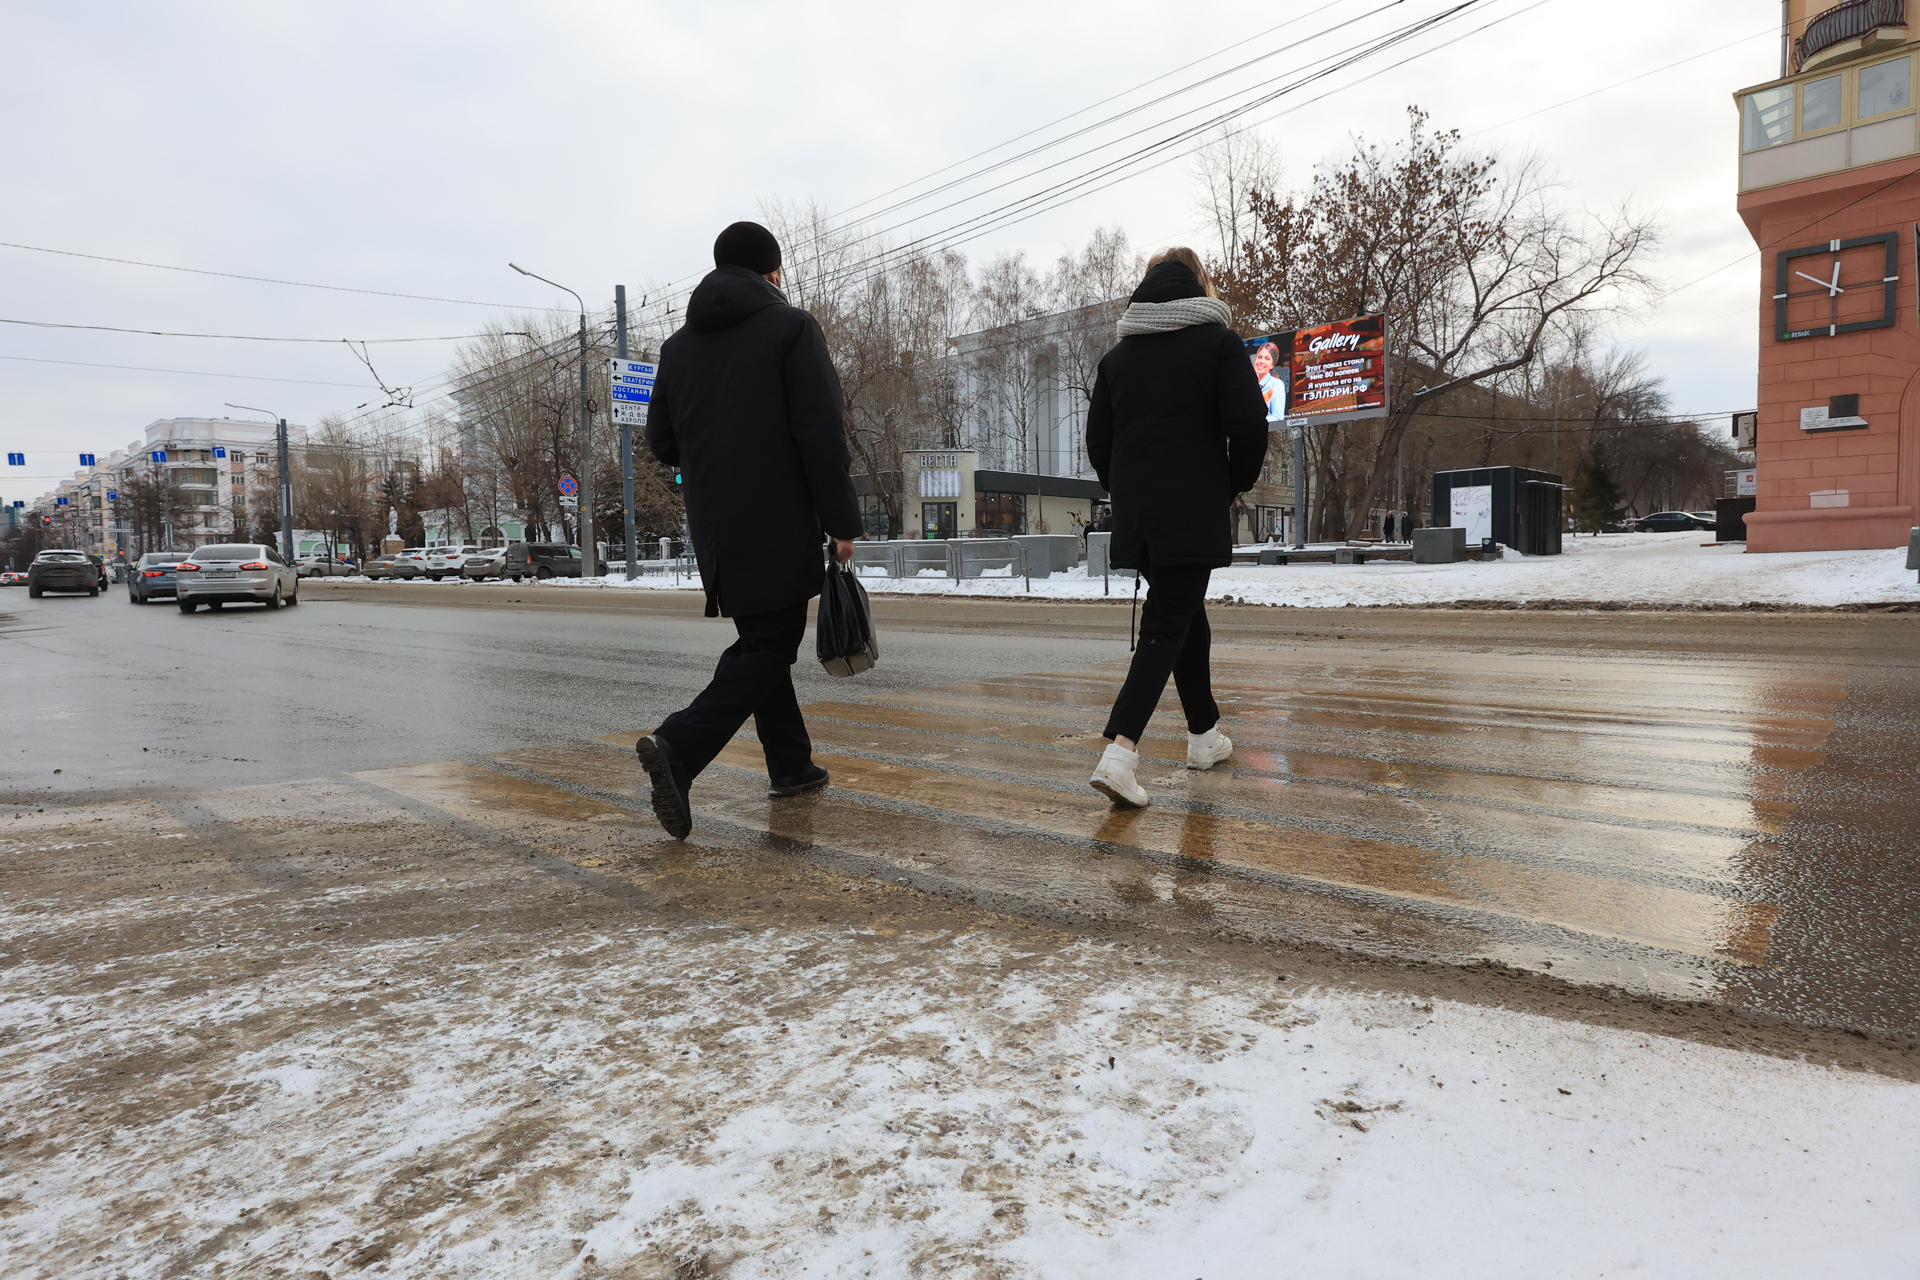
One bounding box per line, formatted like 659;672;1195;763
1802;75;1842;132
1860;57;1911;119
975;491;1024;535
1742;84;1794;150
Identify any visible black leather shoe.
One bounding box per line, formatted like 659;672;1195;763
767;764;829;799
634;734;693;839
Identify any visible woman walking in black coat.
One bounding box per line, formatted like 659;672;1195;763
1084;248;1269;807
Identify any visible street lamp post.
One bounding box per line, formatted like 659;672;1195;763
511;264;594;575
227;404;293;562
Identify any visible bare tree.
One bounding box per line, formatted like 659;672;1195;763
1048;227;1141;476
1192;125;1283;278
1215;108;1661;538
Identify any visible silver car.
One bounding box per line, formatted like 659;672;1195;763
461;548;507;580
174;543;301;612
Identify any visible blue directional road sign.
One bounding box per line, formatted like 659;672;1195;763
5;453;22;466
79;453;96;467
151;450;166;463
11;500;22;509
107;491;118;501
610;358;657;427
56;496;68;506
213;447;226;458
557;474;578;496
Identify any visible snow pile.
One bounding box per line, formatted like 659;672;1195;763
541;531;1920;608
5;913;1914;1277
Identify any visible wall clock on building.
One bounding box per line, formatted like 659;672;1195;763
1774;232;1898;340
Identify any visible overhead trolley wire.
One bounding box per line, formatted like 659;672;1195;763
0;241;575;312
0;317;491;343
626;0;1474;320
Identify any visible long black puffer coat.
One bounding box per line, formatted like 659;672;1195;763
1085;262;1270;570
647;266;863;618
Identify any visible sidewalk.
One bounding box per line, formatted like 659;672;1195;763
521;531;1919;609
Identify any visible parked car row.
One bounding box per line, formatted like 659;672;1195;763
355;542;596;582
10;541;609;597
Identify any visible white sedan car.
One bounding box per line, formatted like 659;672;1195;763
174;543;301;612
422;544;483;580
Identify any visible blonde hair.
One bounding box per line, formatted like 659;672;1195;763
1147;246;1217;298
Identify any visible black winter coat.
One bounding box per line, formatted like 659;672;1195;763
1085;266;1269;570
647;266;863;618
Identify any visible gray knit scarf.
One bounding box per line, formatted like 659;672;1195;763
1115;295;1231;336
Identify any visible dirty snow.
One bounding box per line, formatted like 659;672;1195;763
4;911;1914;1278
386;532;1918;608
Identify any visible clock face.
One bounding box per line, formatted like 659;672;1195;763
1775;232;1898;340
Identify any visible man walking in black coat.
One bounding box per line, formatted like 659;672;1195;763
634;221;861;838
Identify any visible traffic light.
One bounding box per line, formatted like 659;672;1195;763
674;471;682;486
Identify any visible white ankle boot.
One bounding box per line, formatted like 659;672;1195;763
1090;742;1150;807
1186;726;1233;770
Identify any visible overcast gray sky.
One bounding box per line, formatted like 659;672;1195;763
2;0;1771;497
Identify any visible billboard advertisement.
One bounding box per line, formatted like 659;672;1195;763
1243;313;1388;428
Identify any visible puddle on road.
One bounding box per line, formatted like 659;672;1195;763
341;642;1868;1012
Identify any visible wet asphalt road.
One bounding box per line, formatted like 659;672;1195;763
4;580;1919;1041
0;582;1122;794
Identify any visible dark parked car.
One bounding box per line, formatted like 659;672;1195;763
27;549;100;597
129;552;189;603
501;541;592;581
1632;511;1713;533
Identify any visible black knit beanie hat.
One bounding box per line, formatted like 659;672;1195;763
713;221;782;275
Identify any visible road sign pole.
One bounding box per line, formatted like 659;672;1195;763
1290;417;1308;550
617;285;637;581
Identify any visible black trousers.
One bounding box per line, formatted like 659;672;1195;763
657;602;813;782
1103;560;1219;744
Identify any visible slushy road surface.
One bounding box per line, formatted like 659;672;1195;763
5;581;1918;1036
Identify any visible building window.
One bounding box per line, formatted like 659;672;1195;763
1859;57;1911;120
1802;74;1843;132
856;496;895;540
1742;84;1794;150
976;491;1024;535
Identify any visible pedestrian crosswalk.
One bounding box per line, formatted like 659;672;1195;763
356;644;1844;996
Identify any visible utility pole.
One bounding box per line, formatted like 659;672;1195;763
277;419;293;562
616;284;638;580
511;264;594;574
227;403;293;561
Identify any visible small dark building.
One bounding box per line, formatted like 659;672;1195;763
1429;466;1564;556
972;469;1108;537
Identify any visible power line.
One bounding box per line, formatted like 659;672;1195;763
830;0;1354;222
0;353;373;388
655;0;1532;317
0;241;573;312
799;1;1490;298
0;317;491;343
631;0;1495;321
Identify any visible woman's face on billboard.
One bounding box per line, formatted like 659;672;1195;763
1253;348;1274;378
